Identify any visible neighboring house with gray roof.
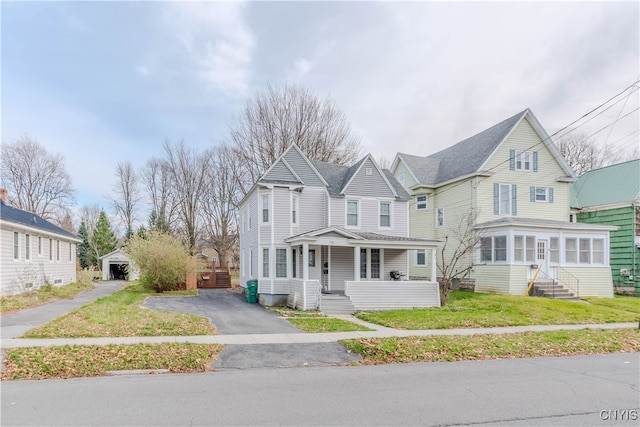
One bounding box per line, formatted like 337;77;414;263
390;108;615;298
571;159;640;295
239;144;441;312
0;190;81;295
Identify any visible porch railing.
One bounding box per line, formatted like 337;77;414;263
532;267;580;298
555;267;580;298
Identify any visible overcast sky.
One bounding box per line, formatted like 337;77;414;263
2;0;639;218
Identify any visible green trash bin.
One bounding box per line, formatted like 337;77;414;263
246;279;258;304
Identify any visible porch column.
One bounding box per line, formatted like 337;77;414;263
354;246;360;281
431;248;437;282
302;242;309;280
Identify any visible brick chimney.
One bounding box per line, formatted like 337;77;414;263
0;188;7;203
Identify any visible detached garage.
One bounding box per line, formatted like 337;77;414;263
100;249;139;281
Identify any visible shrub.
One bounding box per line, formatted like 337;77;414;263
126;232;197;292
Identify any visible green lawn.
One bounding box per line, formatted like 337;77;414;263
356;291;639;330
286;317;372;333
342;328;640;364
1;282;95;313
1;343;223;380
22;282;214;338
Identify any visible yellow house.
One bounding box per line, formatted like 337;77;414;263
390;109;615;298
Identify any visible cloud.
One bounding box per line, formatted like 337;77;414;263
161;1;254;97
135;65;150;77
287;57;313;80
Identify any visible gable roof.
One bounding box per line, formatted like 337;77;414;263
571;159;640;208
394;109;574;187
0;200;80;241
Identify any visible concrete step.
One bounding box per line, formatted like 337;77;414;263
320;294;355;315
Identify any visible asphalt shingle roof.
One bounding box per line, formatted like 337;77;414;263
399;109;527;186
0;200;79;240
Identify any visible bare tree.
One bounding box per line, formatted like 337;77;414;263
161;140;209;252
54;209;75;233
79;203;103;236
437;210;483;305
1;135;75;220
142;157;177;232
556;132;625;176
200;143;241;267
110;161;142;237
230;82;362;191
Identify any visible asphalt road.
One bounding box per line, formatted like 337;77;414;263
2;353;638;426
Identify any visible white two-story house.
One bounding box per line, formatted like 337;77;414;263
391;109;615;298
239;144;441;311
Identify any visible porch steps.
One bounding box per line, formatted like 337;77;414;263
530;281;577;300
319;294;356;315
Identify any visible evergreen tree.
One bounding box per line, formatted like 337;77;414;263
77;221;91;269
90;211;117;267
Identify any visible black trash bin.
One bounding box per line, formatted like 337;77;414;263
246;279;258;303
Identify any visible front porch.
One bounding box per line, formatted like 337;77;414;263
274;226;442;311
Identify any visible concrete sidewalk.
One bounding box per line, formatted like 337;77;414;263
1;322;637;349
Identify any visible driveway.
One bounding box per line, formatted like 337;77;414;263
143;289;303;335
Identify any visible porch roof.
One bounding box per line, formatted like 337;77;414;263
476;217;617;232
284;226;441;249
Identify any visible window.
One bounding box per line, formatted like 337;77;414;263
416;195;427;210
38;236;42;256
262;195;269;223
370;249;380;279
549;238;559;263
515;151;532;171
308;249;316;267
248;204;252;231
291;194;298;224
436;207;445;227
397;174;405;186
526;236;535;262
510;150;538;172
346;200;359;227
292;248;297;278
249;250;253;277
592;239;604;264
494;236;507;262
56;240;60;261
276;249;287;278
565;238;577;263
531;186;553;203
49;239;53;261
13;232;19;260
494;183;516;215
481;237;492;262
579;238;591;264
415;249;426;266
379;202;391;228
69;243;72;262
481;235;507;262
360;248;367;279
263;248;269;277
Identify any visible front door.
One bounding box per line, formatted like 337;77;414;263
536;239;550;278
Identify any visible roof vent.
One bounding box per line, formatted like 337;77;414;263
365;168;372;175
32;216;38;223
